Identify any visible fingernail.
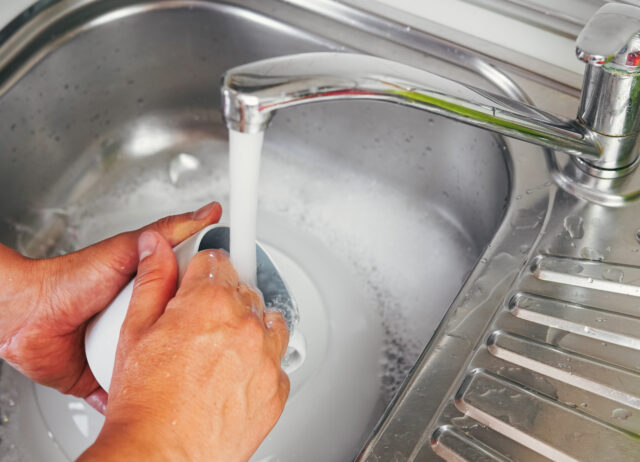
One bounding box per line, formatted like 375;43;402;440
138;231;158;261
192;202;217;220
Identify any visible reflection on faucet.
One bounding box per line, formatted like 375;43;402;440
221;5;640;175
221;52;599;162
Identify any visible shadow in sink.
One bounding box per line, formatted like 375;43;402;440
0;2;510;461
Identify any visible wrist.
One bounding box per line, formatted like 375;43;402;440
79;419;189;462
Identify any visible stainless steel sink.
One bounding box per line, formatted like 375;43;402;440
0;1;510;460
3;1;640;461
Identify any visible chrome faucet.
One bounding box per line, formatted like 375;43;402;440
221;4;640;175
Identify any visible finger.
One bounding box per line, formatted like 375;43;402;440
238;283;265;319
69;201;222;282
143;201;223;246
47;202;222;324
85;388;108;415
120;231;177;340
178;249;239;292
264;310;289;359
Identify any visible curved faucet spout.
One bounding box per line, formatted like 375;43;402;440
221;52;602;164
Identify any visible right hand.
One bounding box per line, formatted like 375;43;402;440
79;231;290;462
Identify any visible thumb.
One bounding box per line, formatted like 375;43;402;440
120;231;177;342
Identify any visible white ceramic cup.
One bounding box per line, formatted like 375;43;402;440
84;223;305;392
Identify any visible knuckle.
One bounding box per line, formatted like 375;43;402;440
266;312;288;335
262;360;282;386
279;371;291;396
190;250;233;282
209;248;230;261
239;316;266;348
191;249;212;266
133;269;167;289
195;248;229;264
153;216;175;235
210;285;237;310
243;286;264;308
243;316;265;337
266;309;286;324
103;244;137;277
279;385;290;405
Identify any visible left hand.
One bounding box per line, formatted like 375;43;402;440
0;201;222;413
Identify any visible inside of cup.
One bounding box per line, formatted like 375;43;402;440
198;225;231;253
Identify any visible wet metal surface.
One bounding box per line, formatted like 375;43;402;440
1;1;640;461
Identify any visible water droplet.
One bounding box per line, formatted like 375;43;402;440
580;246;604;261
538;258;582;274
602;268;624;283
612;408;632;420
563;215;584;239
511;208;543;230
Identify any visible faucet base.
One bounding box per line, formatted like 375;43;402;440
549;151;640;206
574;156;640;179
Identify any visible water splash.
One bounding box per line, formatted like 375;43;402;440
563;215;584;239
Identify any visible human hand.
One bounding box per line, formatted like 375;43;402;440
78;231;290;462
0;202;222;413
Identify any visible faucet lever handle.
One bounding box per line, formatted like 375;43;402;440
576;3;640;68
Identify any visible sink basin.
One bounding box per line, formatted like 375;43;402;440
0;1;510;460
